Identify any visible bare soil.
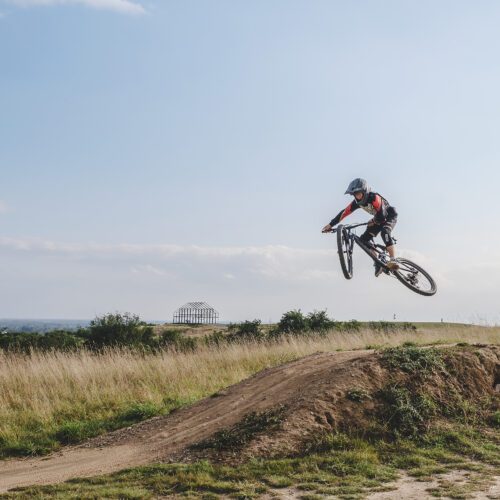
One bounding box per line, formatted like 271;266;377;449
367;470;500;500
0;345;498;494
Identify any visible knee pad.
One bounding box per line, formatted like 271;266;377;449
382;230;395;247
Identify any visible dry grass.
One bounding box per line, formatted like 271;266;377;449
0;325;498;457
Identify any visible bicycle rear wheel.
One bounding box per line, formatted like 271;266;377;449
393;258;437;296
336;225;353;279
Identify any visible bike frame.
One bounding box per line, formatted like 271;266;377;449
334;222;393;271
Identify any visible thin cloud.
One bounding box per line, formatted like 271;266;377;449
0;237;331;260
5;0;146;14
0;236;449;284
0;201;9;214
0;236;336;283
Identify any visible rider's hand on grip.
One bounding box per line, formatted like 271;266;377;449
322;224;333;233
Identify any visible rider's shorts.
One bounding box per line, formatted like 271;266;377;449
360;210;398;247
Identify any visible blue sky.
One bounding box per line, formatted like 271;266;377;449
1;1;499;323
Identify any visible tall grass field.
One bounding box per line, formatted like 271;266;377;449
0;324;498;458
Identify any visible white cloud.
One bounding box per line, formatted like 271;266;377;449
0;236;336;283
0;201;9;214
1;235;500;323
5;0;145;14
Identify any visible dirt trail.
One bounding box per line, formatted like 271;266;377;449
0;350;370;493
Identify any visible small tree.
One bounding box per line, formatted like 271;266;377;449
277;310;309;334
86;312;154;349
228;320;263;341
307;310;335;331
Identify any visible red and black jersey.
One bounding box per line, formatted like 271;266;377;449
330;192;397;227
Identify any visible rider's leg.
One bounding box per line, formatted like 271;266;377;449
381;219;398;268
361;228;384;276
360;229;378;257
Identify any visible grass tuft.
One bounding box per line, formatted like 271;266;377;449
380;344;443;375
192;405;287;451
378;385;437;439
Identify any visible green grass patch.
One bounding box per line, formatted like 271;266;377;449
4;427;499;500
380;343;443;375
490;411;500;428
378;385;437;439
346;388;371;402
192;405;287;452
0;400;172;458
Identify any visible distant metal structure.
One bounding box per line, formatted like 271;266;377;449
173;302;219;325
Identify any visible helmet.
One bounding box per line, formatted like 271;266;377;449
345;178;370;204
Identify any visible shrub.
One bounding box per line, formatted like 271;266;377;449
335;319;362;332
227;320;264;341
160;329;184;345
0;330;82;353
369;321;416;332
160;330;197;352
276;310;309;335
378;385;436;439
307;310;335;331
204;330;227;347
38;330;83;350
86;312;154;349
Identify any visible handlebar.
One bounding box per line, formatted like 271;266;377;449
327;222;369;233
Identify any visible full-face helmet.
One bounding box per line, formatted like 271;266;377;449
345;178;370;204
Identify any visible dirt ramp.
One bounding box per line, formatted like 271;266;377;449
0;350;369;492
183;345;500;462
0;346;498;493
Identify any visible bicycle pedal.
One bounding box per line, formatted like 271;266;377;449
386;261;400;270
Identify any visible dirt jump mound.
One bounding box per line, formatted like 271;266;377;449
183;344;500;463
0;344;498;493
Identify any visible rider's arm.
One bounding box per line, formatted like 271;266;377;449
329;200;359;226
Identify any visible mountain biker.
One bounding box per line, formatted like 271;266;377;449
322;178;399;277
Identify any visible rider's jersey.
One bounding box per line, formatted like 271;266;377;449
330;192;397;227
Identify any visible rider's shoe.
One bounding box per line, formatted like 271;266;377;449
374;262;384;277
386;258;400;271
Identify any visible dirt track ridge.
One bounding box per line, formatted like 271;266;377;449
0;350;371;493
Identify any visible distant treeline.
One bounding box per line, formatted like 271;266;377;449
0;313;155;353
216;311;416;345
0;319;90;333
0;310;416;354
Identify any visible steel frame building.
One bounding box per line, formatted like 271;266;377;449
173;302;219;324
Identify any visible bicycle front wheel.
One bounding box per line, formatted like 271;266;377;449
393;258;437;296
336;225;353;279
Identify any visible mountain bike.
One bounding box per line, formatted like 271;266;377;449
331;223;437;296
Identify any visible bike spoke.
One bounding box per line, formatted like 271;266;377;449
396;266;433;292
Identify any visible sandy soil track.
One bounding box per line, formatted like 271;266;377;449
0;350;371;493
